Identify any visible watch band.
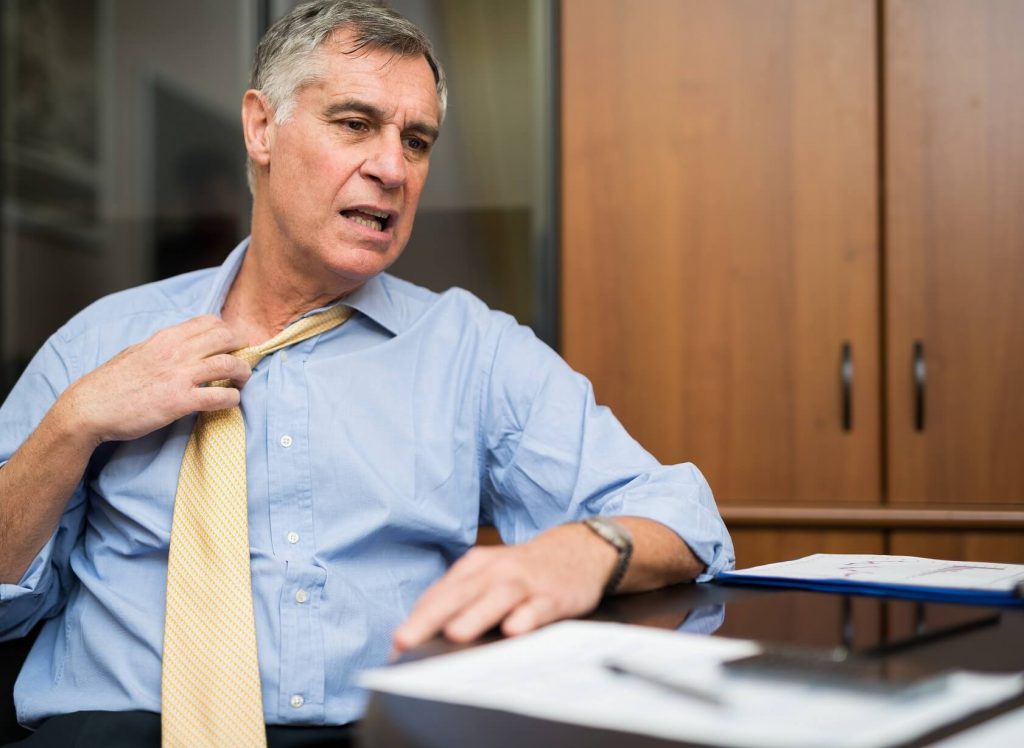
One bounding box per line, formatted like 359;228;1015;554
582;517;634;596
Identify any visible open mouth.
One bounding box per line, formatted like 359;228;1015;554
340;208;391;233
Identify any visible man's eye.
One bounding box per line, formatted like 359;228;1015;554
341;120;368;132
405;136;430;153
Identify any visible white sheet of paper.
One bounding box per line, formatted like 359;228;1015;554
360;621;1023;748
729;554;1024;592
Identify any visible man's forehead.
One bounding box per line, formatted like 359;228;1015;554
319;28;435;88
310;34;440;123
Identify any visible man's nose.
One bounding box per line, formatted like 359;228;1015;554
361;131;407;189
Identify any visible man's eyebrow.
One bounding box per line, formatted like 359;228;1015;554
406;121;440;143
323;99;383;121
322;99;439;142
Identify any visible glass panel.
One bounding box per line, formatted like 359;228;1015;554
2;0;102;388
269;0;558;336
1;0;258;394
386;0;556;336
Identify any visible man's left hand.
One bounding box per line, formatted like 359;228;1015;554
392;522;618;653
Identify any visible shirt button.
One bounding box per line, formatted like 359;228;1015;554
280;435;293;448
286;531;300;544
290;694;304;709
295;590;308;604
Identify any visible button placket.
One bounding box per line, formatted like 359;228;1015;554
273;335;326;721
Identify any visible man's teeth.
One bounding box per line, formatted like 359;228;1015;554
347;215;382;231
341;208;389;231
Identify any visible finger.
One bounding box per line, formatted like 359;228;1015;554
191;354;252;387
443;581;528;643
392;547;503;651
500;595;559;637
190;383;241;412
393;565;490;652
183;319;245;356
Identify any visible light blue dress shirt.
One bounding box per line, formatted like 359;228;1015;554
0;239;733;728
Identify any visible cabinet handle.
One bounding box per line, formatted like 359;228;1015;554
840;342;853;432
913;341;926;431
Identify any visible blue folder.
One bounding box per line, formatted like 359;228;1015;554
716;570;1024;607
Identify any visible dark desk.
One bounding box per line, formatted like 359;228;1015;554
361;583;1024;748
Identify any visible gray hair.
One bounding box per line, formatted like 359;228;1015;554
246;0;447;192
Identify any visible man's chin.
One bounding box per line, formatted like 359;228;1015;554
326;246;405;287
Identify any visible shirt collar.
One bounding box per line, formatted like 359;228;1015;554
200;237;248;315
201;236;402;336
340;275;402;336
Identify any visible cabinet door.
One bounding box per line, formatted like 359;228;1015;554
886;0;1024;505
562;0;880;504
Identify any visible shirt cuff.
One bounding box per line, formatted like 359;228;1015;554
0;534;58;640
0;552;53;602
595;466;735;584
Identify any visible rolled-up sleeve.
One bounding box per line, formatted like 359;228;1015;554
480;318;734;581
0;334;87;640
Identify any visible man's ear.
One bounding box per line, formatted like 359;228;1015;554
242;90;274;169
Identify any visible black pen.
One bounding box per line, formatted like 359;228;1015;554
603;659;726;707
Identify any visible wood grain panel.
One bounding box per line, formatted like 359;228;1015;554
729;527;885;568
475;525;503;546
561;0;880;504
885;0;1024;504
722;505;1024;529
889;530;1024;564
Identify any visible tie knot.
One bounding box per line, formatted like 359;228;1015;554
231;305;352;369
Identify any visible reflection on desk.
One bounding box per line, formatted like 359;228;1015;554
932;705;1024;747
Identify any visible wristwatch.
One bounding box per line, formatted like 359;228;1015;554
582;517;633;596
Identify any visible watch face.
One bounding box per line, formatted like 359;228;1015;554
583;518;633;596
586;518;631;551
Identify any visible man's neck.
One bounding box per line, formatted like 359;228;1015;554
221;238;357;346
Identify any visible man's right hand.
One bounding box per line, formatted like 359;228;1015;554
1;315;252;583
58;314;252;447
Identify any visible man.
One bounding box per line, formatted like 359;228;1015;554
0;1;733;745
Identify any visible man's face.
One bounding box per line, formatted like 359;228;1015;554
259;32;440;292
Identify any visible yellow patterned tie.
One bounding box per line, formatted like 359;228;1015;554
161;305;351;748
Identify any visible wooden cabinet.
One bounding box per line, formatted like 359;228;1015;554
561;0;1024;562
885;0;1024;505
562;0;880;506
